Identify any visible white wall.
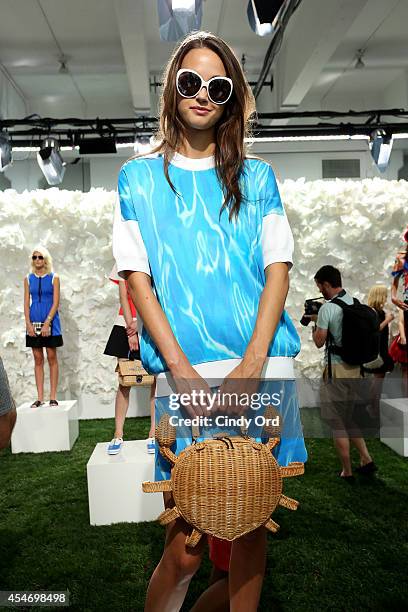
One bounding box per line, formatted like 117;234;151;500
90;157;124;191
262;149;404;182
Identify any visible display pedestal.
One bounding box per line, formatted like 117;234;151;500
11;401;78;454
380;398;408;457
87;440;163;525
78;386;152;420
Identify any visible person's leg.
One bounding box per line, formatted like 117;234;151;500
0;409;17;450
144;493;205;612
114;384;130;439
148;378;156;439
32;348;44;401
333;435;353;476
350;437;373;466
320;369;353;476
369;373;384;417
228;527;267;612
46;347;58;401
191;538;230;612
190;573;229;612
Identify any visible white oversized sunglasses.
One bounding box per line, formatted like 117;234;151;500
176;68;233;105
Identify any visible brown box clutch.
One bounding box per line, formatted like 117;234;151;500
115;359;154;387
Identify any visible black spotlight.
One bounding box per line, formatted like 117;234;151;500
247;0;286;36
79;137;117;155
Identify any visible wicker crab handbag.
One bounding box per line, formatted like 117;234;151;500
142;406;304;547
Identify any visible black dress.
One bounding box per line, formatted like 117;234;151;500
364;309;394;374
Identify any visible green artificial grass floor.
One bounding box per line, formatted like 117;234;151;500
1;417;407;611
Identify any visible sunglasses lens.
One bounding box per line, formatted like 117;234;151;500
208;78;232;104
177;71;202;97
32;255;44;260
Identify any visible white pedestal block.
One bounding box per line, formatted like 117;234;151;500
87;440;163;525
11;401;79;454
380;398;408;457
78;386;152;420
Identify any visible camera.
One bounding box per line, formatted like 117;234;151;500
300;298;324;326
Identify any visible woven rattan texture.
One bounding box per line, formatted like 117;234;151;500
172;437;282;541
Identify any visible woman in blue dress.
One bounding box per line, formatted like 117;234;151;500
24;246;63;408
113;32;307;611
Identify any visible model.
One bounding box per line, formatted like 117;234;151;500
24;247;63;408
113;31;307;611
104;265;155;454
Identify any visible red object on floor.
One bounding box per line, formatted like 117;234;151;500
208;536;232;572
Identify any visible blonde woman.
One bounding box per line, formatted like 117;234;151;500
363;285;394;425
365;285;394;375
24;247;63;408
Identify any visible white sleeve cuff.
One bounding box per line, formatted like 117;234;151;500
115;256;151;278
112;196;151;278
262;212;294;270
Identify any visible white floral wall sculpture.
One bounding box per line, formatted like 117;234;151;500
0;179;407;405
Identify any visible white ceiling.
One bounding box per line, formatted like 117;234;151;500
0;0;408;120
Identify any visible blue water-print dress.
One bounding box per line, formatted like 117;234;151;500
113;153;307;480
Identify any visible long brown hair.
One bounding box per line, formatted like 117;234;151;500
152;31;256;220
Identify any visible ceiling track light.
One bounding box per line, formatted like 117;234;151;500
158;0;203;42
0;132;12;172
247;0;285;37
369;129;393;173
78;137;117;155
37;138;66;185
172;0;195;9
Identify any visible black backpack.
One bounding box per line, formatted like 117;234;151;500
328;296;380;369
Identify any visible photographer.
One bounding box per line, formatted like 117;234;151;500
308;265;376;481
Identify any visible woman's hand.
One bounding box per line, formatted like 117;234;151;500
217;357;264;416
385;312;395;324
391;297;408;311
27;323;36;337
41;322;51;337
170;360;213;419
126;320;137;337
128;333;139;352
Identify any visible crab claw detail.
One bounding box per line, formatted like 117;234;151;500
158;506;180;525
155;414;178;465
263;405;281;438
156;414;177;447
